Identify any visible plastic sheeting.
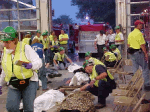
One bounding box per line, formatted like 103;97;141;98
69;72;89;86
68;63;83;73
34;89;65;112
68;64;89;86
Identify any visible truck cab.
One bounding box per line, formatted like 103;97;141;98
68;23;110;54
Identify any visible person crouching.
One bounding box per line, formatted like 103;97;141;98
53;47;73;70
80;61;116;109
103;47;117;67
110;44;122;64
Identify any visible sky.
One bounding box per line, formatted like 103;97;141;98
52;0;80;23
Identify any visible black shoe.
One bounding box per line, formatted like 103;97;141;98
95;104;106;109
48;74;54;78
144;85;150;91
47;81;52;84
54;74;62;77
20;109;24;112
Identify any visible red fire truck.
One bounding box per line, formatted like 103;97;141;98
140;6;150;48
68;23;110;54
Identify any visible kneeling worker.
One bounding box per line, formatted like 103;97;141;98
84;51;105;66
103;47;117;67
53;47;73;70
81;61;116;109
110;44;121;63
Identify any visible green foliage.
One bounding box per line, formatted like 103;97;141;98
53;15;73;24
71;0;115;27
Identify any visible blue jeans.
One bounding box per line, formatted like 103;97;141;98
54;61;69;70
130;51;150;86
86;80;111;105
44;49;50;63
6;81;37;112
117;44;124;55
39;58;47;90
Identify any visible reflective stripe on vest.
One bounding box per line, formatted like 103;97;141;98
55;52;65;61
41;37;49;49
90;65;114;87
113;48;121;60
115;32;123;44
104;52;116;62
2;42;33;82
22;38;31;45
34;36;41;41
51;41;59;50
89;57;106;67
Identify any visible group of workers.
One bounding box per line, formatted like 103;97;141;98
0;26;73;112
94;25;124;61
0;19;150;112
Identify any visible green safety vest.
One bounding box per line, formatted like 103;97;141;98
2;42;33;82
91;65;114;87
54;52;65;61
40;37;50;49
22;38;31;45
115;32;124;44
104;52;117;62
51;40;59;51
113;48;121;60
89;57;105;67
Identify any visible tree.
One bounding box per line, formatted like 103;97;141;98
53;15;73;24
71;0;116;28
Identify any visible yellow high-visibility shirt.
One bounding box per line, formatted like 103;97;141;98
128;28;145;49
59;34;69;45
49;35;54;41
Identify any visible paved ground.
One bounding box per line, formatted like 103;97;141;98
0;52;150;112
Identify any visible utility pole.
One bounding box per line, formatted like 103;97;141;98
48;0;52;33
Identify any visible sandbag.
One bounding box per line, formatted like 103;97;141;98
57;91;96;112
34;89;65;112
69;72;89;86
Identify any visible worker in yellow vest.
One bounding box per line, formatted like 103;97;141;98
32;30;42;42
110;44;121;63
103;47;117;67
49;35;59;65
0;26;42;112
53;47;72;70
84;51;106;67
49;31;55;41
22;32;32;45
40;31;50;67
50;35;59;52
115;26;124;55
80;60;116;109
59;29;69;55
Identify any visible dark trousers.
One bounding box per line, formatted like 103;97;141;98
86;80;110;105
104;60;116;67
97;44;105;60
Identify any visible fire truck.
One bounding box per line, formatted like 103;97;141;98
68;23;110;54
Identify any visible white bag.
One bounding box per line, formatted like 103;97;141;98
34;89;65;112
69;72;89;86
39;79;42;87
68;63;83;72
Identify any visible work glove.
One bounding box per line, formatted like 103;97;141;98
56;64;60;69
73;88;80;92
22;63;32;69
53;46;58;49
0;86;2;95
